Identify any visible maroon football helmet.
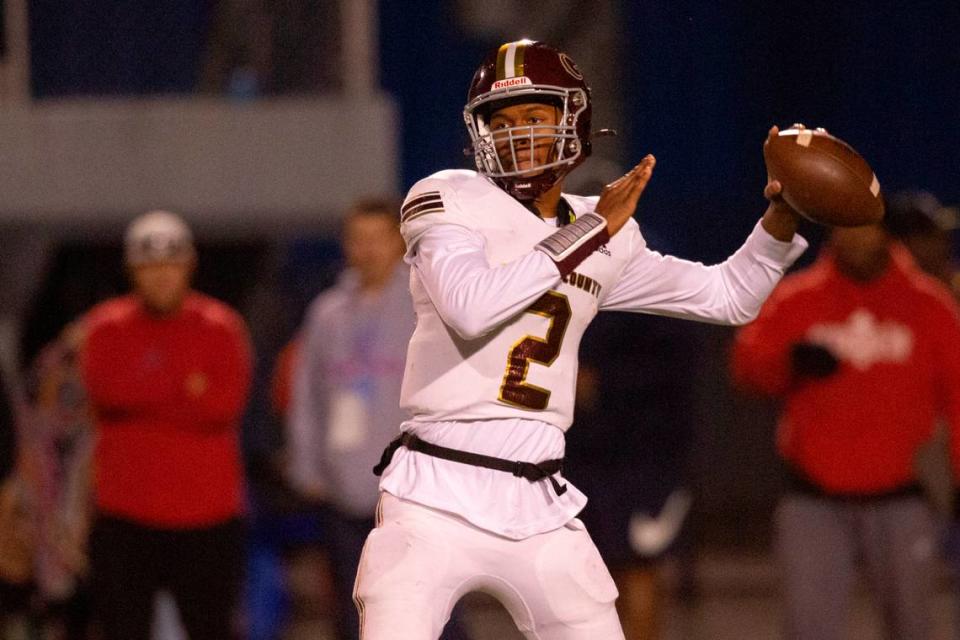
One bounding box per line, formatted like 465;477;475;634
464;40;592;201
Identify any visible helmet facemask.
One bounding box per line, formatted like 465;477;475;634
464;86;588;201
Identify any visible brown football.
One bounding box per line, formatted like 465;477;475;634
763;126;884;227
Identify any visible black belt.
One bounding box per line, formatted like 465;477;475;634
373;431;568;496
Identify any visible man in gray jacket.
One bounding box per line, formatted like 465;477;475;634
286;198;469;640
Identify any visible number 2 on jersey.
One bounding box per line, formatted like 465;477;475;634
498;291;571;410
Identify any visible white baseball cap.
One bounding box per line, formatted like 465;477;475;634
124;210;195;265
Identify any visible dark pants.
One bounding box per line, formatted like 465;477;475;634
90;515;244;640
0;579;32;614
323;511;371;640
44;584;93;640
325;507;471;640
776;493;937;640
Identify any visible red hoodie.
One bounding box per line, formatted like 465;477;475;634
82;292;252;527
731;246;960;495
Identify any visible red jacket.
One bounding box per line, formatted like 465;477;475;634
82;293;252;527
731;246;960;495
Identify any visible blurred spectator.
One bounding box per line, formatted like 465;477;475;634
81;210;253;640
565;313;698;639
285;198;469;640
0;366;22;565
18;321;94;639
731;223;960;640
0;365;35;637
271;337;300;420
885;191;960;626
241;336;331;640
885;190;959;294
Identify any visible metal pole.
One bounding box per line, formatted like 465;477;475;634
1;0;30;103
341;0;377;98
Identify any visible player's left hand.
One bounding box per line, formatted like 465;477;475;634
595;154;656;236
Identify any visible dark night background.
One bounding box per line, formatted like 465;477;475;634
7;2;960;636
26;1;960;262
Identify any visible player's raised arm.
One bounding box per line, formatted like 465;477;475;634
599;135;808;323
409;223;562;340
600;222;807;324
399;154;657;341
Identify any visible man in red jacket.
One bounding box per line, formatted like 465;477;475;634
82;210;252;640
731;222;960;640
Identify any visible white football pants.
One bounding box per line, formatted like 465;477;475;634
353;492;624;640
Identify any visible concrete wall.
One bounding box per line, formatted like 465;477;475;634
0;95;399;233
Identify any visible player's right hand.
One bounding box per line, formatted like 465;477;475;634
595;155;656;236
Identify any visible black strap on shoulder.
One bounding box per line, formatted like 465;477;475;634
373;431;567;496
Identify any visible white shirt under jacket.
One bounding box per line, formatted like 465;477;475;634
379;169;807;539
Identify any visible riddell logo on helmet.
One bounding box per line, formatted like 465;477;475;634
492;77;533;90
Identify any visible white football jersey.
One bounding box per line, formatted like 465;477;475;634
399;169;636;431
399;169;809;431
387;169;806;539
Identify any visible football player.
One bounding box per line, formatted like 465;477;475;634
357;40;807;639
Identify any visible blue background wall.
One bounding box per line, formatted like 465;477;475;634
380;1;960;260
623;1;960;259
25;0;960;262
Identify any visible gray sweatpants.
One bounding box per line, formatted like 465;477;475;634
776;492;938;640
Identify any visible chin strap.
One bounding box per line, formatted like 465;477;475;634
496;164;570;203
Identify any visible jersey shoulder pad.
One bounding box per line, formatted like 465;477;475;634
400;170;483;224
560;192;646;253
400;170;482;254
